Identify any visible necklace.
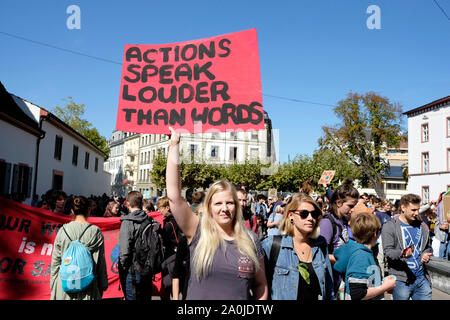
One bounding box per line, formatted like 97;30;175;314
294;240;312;262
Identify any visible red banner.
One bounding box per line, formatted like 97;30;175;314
0;197;162;300
116;28;264;134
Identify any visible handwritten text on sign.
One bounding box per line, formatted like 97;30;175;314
116;29;264;134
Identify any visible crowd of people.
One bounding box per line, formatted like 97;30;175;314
25;130;450;301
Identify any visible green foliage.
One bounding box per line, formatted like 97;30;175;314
84;127;110;156
150;150;167;189
149;147;359;193
52;97;110;157
318;92;402;196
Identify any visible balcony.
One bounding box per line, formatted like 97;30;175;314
126;149;136;156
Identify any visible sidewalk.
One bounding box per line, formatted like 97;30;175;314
384;288;450;300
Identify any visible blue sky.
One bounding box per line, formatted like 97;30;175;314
1;0;449;163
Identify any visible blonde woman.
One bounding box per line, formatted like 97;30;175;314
166;127;267;300
267;204;284;236
262;193;335;300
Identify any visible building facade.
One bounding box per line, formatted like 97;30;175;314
404;95;450;203
0;82;44;205
103;130;125;197
357;139;409;203
104;111;276;198
0;82;110;204
122;132;140;193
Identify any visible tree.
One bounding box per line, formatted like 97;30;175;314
311;148;361;192
318;92;402;198
53;97;110;156
223;160;270;190
150;150;167;189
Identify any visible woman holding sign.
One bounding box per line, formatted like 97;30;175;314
165;127;267;300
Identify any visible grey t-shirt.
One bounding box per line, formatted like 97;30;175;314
186;223;264;300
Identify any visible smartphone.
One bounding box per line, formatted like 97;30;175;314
402;244;414;256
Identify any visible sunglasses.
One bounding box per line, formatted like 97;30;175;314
290;209;321;220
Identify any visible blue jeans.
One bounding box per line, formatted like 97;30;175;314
438;232;450;260
393;275;432;300
124;272;151;300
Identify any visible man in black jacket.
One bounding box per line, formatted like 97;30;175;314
119;191;151;300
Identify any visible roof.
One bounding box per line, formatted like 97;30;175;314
40;110;108;159
0;81;44;137
403;95;450;117
384;165;404;179
2;82;107;159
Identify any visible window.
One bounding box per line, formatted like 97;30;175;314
448;148;450;171
422;152;429;173
229;147;238;161
54;135;63;160
11;164;33;200
422;186;430;204
230;131;237;139
52;170;63;191
387;183;407;190
85;152;90;169
95;158;99;172
72;145;78;166
250;148;259;160
251;132;258;140
190;144;197;158
0;161;12;196
211;146;219;159
447;117;450;137
421;123;429;142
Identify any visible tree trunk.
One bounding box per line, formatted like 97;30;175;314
372;179;386;199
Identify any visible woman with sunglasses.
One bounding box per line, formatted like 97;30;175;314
262;193;335;300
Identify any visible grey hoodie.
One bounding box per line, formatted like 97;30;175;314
381;216;432;284
119;209;148;272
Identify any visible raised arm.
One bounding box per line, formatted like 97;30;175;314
166;127;199;242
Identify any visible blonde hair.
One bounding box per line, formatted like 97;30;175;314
275;205;283;214
278;193;322;239
192;180;260;280
156;196;170;209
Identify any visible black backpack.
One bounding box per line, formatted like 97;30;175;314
133;216;165;277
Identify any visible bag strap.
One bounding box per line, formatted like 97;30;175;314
62;223;93;242
265;235;282;297
323;213;343;253
168;221;179;244
79;223;93;241
62;226;72;242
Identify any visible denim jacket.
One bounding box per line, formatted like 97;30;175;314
262;234;335;300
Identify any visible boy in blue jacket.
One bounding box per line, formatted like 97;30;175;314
334;212;396;300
